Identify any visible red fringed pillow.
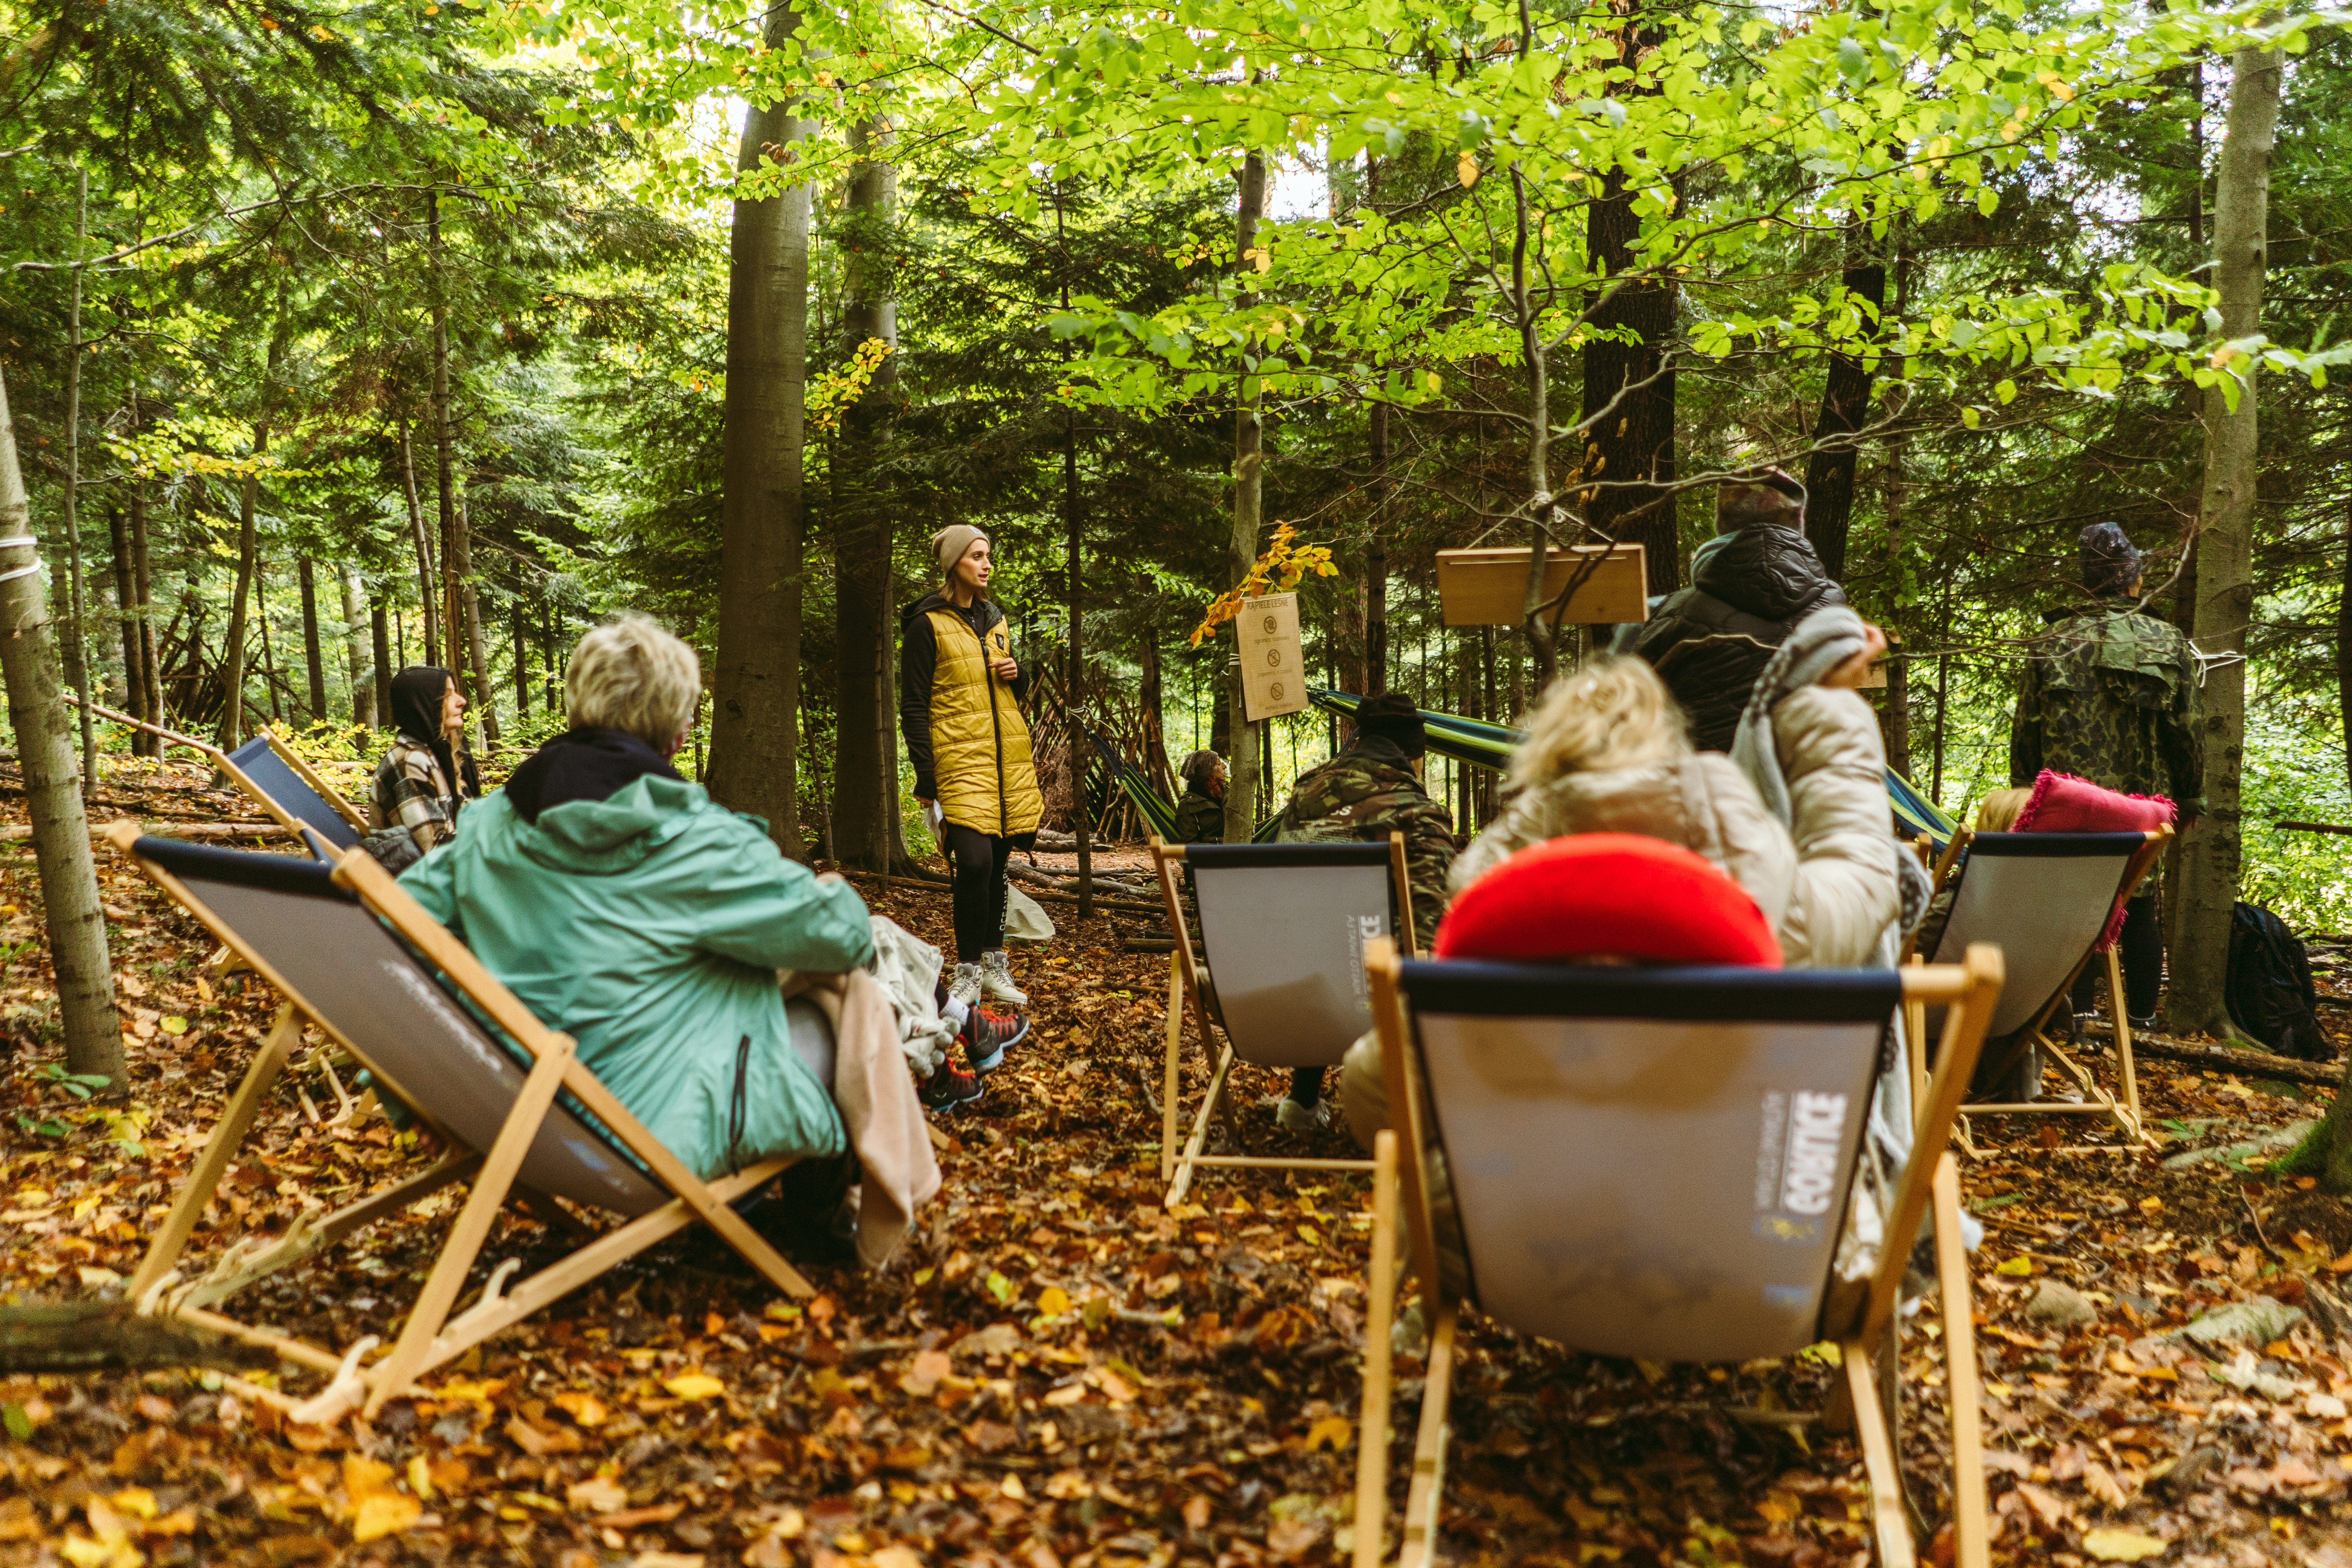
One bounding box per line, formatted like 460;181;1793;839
2013;770;2176;834
1435;833;1781;967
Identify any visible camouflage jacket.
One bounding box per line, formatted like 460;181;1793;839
2009;597;2204;810
1170;786;1225;845
1272;736;1458;947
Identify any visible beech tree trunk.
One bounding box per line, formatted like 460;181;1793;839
428;195;464;686
831;116;907;873
128;477;160;751
340;563;374;725
1581;161;1679;597
2169;42;2280;1038
1222;150;1268;845
62;172;96;785
297;557;327;723
707;2;811;857
0;368;117;1084
396;417;439;668
1802;224;1887;581
105;506;140;728
370;598;393;727
1367;403;1390;698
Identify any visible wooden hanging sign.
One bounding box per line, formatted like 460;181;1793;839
1434;544;1649;627
1237;592;1309;722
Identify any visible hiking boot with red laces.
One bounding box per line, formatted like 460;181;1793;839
962;1004;1030;1075
918;1059;984;1113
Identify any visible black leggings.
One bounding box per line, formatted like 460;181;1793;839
2069;893;2163;1021
942;823;1013;964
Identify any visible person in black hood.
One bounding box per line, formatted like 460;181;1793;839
1621;471;1848;752
370;666;478;851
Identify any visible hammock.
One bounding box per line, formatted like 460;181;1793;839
1307;688;1961;852
1076;725;1282;844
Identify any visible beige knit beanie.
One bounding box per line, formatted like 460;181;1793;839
933;525;987;579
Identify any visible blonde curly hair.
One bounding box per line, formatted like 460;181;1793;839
1508;655;1690;789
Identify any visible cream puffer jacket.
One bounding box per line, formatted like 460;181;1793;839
1448;688;1897;967
1448;752;1798;935
1757;685;1901;968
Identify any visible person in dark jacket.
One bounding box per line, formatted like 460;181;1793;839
1622;471;1847;751
1170;750;1226;844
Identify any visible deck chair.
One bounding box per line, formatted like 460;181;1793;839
69;697;367;855
1906;826;2168;1144
1353;941;2005;1568
1149;835;1415;1205
108;822;817;1424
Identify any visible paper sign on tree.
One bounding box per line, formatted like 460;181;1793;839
1238;593;1308;722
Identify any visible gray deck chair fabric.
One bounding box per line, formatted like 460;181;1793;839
1189;842;1396;1069
1922;832;2144;1038
138;836;677;1216
227;736;363;851
1399;958;1899;1363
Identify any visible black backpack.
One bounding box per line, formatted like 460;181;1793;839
2225;902;2330;1061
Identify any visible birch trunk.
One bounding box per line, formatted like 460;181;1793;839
0;368;117;1083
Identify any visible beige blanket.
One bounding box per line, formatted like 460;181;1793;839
783;968;942;1269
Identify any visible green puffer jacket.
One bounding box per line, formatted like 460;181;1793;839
400;776;871;1180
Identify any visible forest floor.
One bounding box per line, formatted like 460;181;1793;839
3;759;2352;1567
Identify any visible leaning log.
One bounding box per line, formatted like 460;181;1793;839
2130;1031;2343;1089
0;1301;277;1374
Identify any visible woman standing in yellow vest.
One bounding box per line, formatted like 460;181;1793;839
901;525;1044;1015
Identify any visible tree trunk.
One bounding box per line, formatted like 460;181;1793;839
707;3;811;857
0;368;117;1084
1802;225;1887;581
339;562;374;725
2169;42;2280;1039
256;558;281;724
1367;403;1390;697
370;597;393;728
128;476;161;751
105;505;141;733
215;426;269;749
511;597;530;721
830;116;904;873
1222;149;1268;845
461;559;496;746
396;417;439;668
297;557;327;723
1512;156;1564;689
428;195;464;684
1066;403;1092;914
2337;496;2352;798
62;172;96;786
1581;161;1679;598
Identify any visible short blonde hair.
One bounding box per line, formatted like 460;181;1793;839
566;614;701;749
1509;655;1690;788
1974;787;2034;833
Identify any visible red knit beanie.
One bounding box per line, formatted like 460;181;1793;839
1435;833;1782;967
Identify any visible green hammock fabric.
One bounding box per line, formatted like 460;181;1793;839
1306;688;1960;852
1076;726;1282;844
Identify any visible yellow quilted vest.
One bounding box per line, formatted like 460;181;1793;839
926;606;1044;838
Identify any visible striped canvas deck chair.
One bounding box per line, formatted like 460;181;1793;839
1353;941;2005;1568
71;697;367;856
109;824;818;1424
1149;835;1416;1205
1906;826;2169;1144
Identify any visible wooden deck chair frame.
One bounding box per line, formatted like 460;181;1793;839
1149;832;1417;1206
108;822;815;1424
1905;825;2168;1147
69;696;370;844
1352;940;2005;1568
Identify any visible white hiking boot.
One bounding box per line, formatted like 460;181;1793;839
980;948;1029;1007
948;962;984;1008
